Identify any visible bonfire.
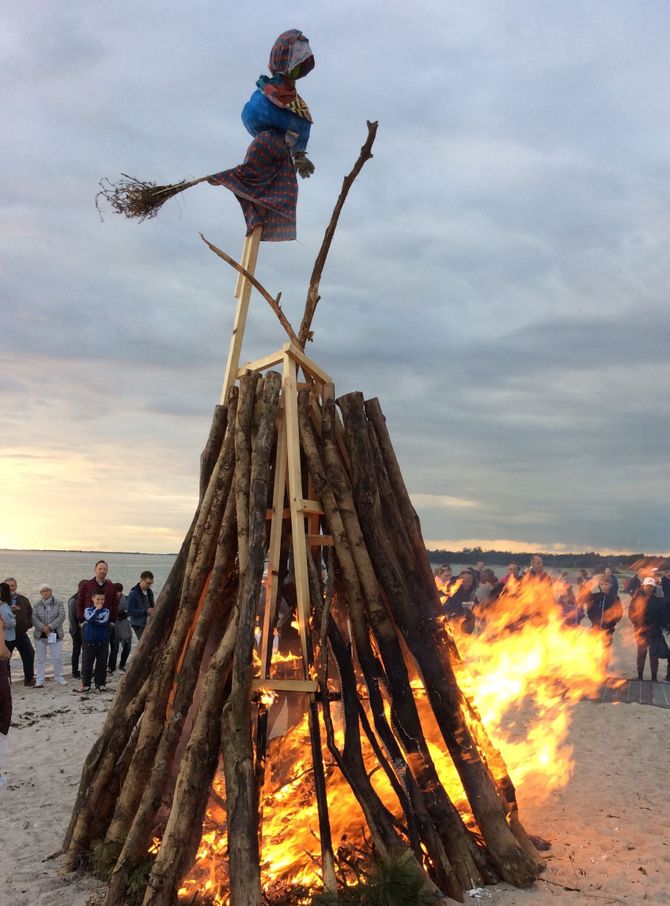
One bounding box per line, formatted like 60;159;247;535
64;123;612;906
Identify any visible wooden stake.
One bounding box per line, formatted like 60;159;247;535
220;226;262;404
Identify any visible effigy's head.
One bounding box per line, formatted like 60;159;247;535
269;29;314;79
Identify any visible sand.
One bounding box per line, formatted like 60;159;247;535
2;622;669;906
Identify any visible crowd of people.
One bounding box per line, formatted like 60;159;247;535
435;556;670;682
0;559;157;786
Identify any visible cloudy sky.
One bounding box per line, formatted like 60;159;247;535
2;1;669;556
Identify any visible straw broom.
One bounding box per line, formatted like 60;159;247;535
96;173;210;222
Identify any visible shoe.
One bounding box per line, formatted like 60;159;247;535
56;678;68;686
75;686;91;694
34;683;44;688
72;672;81;679
107;669;115;677
651;676;658;682
95;686;106;693
119;667;126;673
24;677;36;687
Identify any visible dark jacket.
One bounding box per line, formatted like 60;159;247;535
443;578;477;632
629;591;667;640
127;584;155;628
9;593;32;636
77;579;117;623
586;589;623;632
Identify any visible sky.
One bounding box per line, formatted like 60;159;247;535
2;1;669;556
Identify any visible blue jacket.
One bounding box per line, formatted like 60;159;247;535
241;90;311;152
83;605;110;643
127;584;155;628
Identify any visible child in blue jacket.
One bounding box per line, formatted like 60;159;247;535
78;590;110;693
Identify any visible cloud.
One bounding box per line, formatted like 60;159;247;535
2;1;669;554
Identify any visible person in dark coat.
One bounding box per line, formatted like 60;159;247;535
68;579;87;679
628;577;669;682
586;575;623;669
443;569;477;634
3;577;35;686
76;560;118;623
127;571;156;641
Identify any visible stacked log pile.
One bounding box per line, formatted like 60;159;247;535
61;368;544;906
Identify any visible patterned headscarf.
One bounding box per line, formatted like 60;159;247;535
268;29;314;78
258;30;314;122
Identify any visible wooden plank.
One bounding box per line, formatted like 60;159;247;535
251;678;318;693
266;508;290;520
258;411;288;678
284;342;333;385
282;351;312;676
300;500;324;515
306;534;333;546
220;226;262;403
237;349;285;377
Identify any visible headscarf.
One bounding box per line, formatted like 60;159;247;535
257;30;314;122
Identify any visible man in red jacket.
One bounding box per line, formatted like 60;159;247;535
76;560;117;624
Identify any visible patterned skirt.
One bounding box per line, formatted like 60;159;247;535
209;131;298;241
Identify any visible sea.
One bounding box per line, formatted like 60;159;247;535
0;549;177;601
1;550;596;604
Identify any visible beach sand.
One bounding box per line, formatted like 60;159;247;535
3;622;669;906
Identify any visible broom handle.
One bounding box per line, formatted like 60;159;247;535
220;225;263;404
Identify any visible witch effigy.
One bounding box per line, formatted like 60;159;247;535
97;29;315;240
207;29;315;241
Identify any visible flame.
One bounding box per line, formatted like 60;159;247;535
443;570;615;801
176;570;614;903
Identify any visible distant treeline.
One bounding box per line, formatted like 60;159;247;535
426;548;656;571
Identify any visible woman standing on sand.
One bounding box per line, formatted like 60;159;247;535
0;584;12;787
32;584;67;687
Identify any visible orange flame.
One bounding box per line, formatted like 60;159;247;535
175;570;613;903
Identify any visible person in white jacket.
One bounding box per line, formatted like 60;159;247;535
32;584;66;687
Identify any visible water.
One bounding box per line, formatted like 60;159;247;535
0;549;176;602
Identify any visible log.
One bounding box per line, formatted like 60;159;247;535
102;392;240;879
142;586;240;906
235;371;260;574
313;394;489;893
200;403;228;501
364;397;543;863
103;488;239;903
305;553;459;906
336;392;544;887
221;371;281;906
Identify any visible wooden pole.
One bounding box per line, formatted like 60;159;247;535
220;226;262;404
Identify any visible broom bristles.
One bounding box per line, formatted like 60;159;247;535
96;174;205;222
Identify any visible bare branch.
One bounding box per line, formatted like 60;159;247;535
200;232;300;346
298;121;378;348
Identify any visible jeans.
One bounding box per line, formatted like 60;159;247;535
6;633;35;683
82;641;109;689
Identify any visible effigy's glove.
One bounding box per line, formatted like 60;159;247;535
292;151;315;179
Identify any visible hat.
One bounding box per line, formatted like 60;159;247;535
642;577;657;587
39;583;52;592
